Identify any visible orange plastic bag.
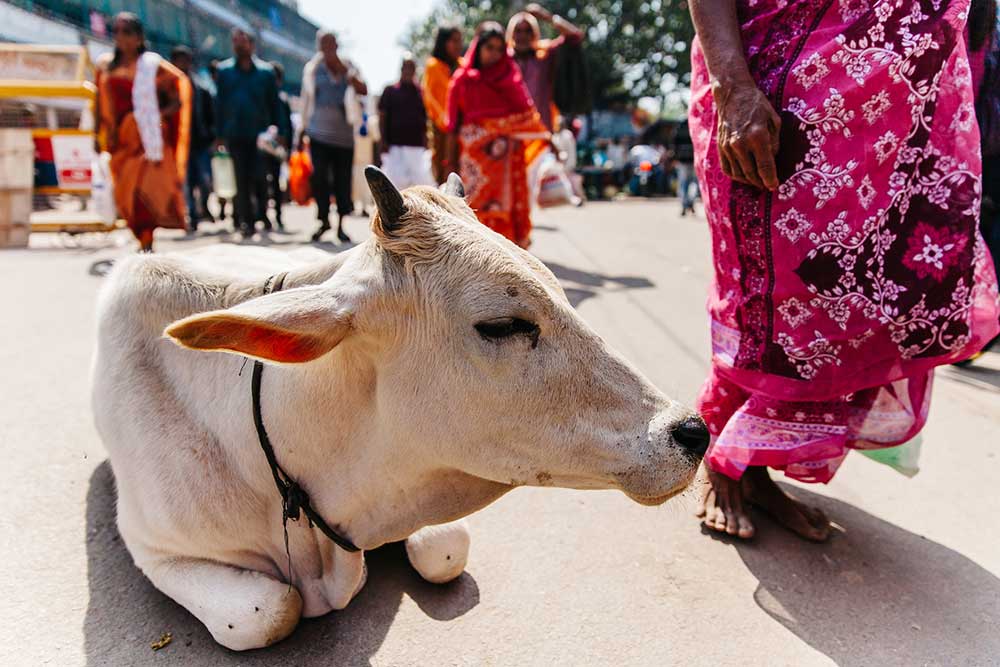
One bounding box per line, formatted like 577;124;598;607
288;150;313;205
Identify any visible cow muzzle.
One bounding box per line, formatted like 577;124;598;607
614;412;709;506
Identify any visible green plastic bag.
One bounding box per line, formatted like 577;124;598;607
858;435;923;477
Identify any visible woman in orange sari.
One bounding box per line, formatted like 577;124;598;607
445;22;548;248
95;13;190;252
422;25;464;184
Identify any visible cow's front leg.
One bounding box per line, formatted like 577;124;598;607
404;519;470;584
142;556;303;650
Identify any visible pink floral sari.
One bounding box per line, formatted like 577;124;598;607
691;0;1000;482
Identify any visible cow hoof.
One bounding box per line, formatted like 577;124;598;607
405;520;470;584
208;583;303;651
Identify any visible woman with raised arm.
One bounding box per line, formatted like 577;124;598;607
506;3;584;132
689;0;1000;540
445;22;548;248
94;13;190;252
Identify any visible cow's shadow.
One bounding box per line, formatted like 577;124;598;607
731;487;1000;666
83;461;479;665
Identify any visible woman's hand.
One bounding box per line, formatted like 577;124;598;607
525;3;553;22
714;81;781;190
348;73;368;96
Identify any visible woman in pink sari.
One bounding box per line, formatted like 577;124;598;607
690;0;1000;540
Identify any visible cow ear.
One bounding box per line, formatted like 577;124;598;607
164;287;351;363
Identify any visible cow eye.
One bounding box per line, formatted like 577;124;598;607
475;317;540;348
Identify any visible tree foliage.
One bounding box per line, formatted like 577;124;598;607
401;0;694;110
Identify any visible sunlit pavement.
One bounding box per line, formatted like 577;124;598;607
3;198;999;665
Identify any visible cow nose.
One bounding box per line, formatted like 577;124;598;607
672;416;710;457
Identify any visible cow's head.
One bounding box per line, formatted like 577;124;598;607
166;168;708;546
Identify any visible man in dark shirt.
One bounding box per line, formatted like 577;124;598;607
214;29;287;236
170;45;215;231
378;56;434;188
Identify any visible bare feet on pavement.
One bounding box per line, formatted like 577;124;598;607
696;465;832;542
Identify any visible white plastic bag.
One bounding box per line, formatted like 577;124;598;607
91;152;116;224
211;151;237;199
534;153;576;208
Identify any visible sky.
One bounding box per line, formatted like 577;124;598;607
298;0;440;95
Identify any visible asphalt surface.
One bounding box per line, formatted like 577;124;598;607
2;198;999;666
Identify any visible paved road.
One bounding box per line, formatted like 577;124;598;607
3;199;999;666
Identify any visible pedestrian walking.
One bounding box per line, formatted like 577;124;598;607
299;29;368;243
445;22;548;248
266;61;293;231
170;45;215;231
688;0;1000;541
422;25;464;183
379;56;435;190
214;29;286;237
671;120;697;216
506;3;583;132
94;13;191;252
208;59;229;224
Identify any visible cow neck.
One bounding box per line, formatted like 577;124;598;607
252;272;361;564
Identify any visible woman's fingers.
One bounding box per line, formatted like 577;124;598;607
720;151;734;180
716;83;784;190
734;143;763;189
768;110;782;154
750;134;780;190
722;124;779;190
726;151;749;184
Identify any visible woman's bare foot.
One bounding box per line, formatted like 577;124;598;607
697;465;832;542
742;466;831;542
697;466;755;539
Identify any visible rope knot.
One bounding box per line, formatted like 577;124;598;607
283;482;307;522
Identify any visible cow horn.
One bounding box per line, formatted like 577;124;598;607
365;166;407;231
442;172;465;198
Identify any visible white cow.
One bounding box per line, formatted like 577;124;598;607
91;168;709;651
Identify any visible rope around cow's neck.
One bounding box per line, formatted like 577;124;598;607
250;272;361;588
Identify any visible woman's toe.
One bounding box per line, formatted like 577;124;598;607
806;506;829;529
704;506;724;532
724;510;740;535
736;513;756;539
805;517;832;542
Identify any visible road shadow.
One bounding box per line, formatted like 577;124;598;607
733;487;1000;666
171;228;236;242
84;461;480;665
540;259;655;308
940;362;1000;393
311;240;357;254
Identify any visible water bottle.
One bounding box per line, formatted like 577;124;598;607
211;149;237;199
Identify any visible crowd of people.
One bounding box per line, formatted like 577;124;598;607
92;4;589;253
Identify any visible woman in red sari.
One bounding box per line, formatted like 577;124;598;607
445;22;548;248
95;13;190;252
690;0;1000;540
